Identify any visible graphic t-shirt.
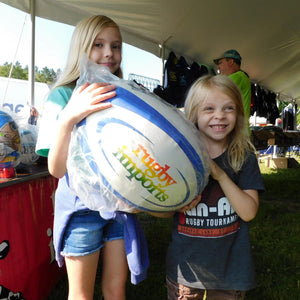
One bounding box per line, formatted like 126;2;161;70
166;151;264;291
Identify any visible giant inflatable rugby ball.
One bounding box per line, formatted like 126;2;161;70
0;110;21;168
67;63;209;213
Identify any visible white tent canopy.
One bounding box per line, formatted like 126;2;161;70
2;0;300;105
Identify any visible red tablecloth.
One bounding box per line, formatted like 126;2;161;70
0;173;65;300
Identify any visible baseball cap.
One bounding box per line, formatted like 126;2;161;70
213;49;242;64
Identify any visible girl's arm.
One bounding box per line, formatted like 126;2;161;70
48;82;116;178
209;159;259;222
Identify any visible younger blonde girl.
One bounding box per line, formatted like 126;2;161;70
166;75;264;300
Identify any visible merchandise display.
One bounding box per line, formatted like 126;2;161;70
0;110;21;173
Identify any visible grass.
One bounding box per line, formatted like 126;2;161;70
246;157;300;300
124;215;172;299
48;156;300;299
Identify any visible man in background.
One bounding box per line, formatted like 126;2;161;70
214;49;251;121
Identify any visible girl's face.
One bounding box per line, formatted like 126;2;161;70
196;89;237;147
89;26;122;75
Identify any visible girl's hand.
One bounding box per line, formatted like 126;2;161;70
209;159;226;182
60;82;116;127
178;194;202;212
48;82;116;178
209;159;259;221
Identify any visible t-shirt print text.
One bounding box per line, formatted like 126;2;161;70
178;196;240;238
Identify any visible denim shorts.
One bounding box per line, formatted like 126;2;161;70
61;210;124;257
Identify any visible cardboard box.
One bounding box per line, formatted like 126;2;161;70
264;157;271;167
268;137;275;145
271;158;288;169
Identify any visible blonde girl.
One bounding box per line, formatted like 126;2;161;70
166;75;264;300
36;15;128;300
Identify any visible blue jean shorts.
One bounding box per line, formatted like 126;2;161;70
61;210;124;257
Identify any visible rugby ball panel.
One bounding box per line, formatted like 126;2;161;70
67;81;209;212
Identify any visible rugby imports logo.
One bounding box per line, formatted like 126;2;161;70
113;144;177;202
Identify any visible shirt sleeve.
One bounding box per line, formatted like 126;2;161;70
35;86;73;157
238;152;265;192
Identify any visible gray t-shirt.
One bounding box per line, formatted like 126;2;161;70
166;151;264;291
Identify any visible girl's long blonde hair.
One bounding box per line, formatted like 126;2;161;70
52;15;122;89
184;75;255;172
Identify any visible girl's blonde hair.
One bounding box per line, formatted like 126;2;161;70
184;74;255;172
53;15;122;89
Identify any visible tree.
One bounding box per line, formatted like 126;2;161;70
35;66;56;83
0;62;12;77
12;61;27;80
0;61;58;84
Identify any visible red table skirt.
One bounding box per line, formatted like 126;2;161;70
0;175;65;300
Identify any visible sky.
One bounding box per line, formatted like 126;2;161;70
0;2;162;82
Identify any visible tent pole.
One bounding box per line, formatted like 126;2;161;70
160;36;172;87
161;44;165;86
28;0;36;106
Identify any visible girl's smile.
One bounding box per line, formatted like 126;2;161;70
89;26;122;75
197;89;237;149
